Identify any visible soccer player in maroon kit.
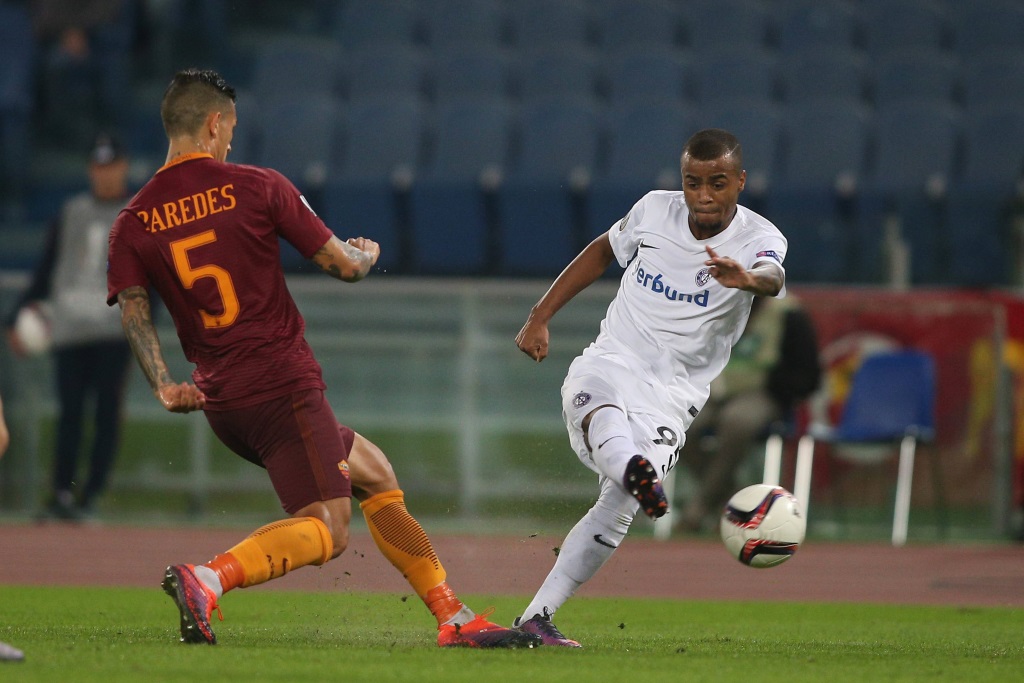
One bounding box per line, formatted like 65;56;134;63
107;69;538;649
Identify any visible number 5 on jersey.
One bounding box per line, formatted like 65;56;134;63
170;229;239;328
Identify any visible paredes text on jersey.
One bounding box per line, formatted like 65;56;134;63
136;183;237;233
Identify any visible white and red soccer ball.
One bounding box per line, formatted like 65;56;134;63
720;484;806;568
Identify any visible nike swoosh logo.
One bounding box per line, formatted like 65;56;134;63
597;438;614;449
593;534;618;549
638;240;659;250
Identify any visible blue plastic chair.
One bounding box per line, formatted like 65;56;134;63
800;350;944;545
950;0;1024;57
780;46;867;103
601;45;689;105
345;43;427;100
596;0;681;50
410;96;513;274
860;0;948;55
587;100;695;240
961;48;1024;108
689;47;778;105
257;94;343;192
497;95;600;275
683;0;770;51
871;48;959;106
421;0;506;47
506;0;592;48
432;45;511;100
250;37;344;106
333;0;420;48
515;46;599;100
773;0;859;55
324;95;425;273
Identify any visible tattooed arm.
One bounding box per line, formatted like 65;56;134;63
311;235;380;282
117;286;206;413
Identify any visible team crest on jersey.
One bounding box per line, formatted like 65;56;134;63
337;460;350;479
696;268;712;287
572;392;592;408
617;212;631;231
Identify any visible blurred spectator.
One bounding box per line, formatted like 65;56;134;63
677;294;821;532
5;133;133;521
32;0;136;148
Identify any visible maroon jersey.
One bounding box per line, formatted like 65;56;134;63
107;153;335;410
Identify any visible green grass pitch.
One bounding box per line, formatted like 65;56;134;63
1;586;1022;682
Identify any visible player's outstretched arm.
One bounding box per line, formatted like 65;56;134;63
516;233;616;362
311;235;380;282
704;245;784;297
117;286;206;413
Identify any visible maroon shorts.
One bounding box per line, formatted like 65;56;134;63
205;389;354;514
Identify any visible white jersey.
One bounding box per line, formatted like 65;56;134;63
582;190;787;420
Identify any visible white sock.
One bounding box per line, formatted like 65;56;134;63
586;406;638;483
520;479;636;622
442;605;476;626
192;564;224;599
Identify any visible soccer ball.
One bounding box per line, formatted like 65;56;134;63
720;484;806;568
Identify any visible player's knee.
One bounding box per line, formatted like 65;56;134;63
329;525;349;559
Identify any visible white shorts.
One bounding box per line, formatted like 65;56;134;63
560;353;699;481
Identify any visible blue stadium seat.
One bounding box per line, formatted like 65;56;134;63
960;103;1024;188
777;97;870;190
683;0;770;51
941;101;1023;286
410;96;512;274
950;0;1024;57
431;45;512;100
498;96;601;275
768;98;871;283
588;100;696;239
515;46;599;99
595;0;681;50
689;47;778;105
256;94;343;270
0;2;34;203
961;49;1024;108
773;0;859;55
601;46;689;105
228;90;262;167
764;188;856;284
420;0;506;47
694;98;783;200
868;101;961;194
857;101;961;284
344;43;427;100
323;95;425;273
257;93;343;193
250;37;344;106
943;192;1011;287
859;0;949;56
506;0;592;48
332;0;420;48
870;48;959;106
779;46;867;103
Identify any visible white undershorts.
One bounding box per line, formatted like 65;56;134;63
560;352;702;481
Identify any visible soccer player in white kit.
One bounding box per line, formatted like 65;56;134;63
512;129;788;647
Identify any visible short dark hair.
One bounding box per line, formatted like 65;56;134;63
161;69;237;138
683;128;743;168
